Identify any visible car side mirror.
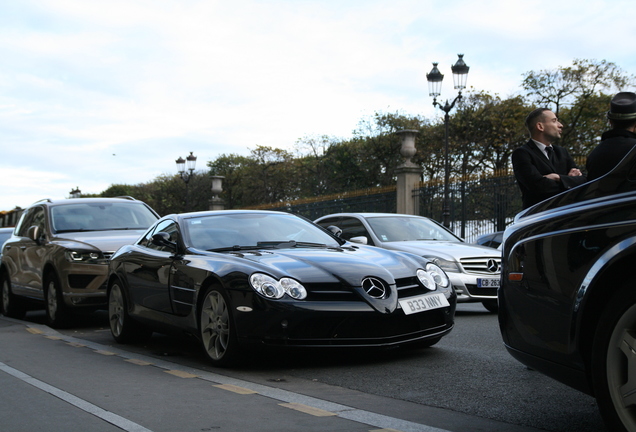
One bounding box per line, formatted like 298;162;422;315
27;226;44;244
326;225;342;237
151;232;177;251
349;236;368;245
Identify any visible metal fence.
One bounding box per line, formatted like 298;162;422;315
417;174;521;242
248;174;522;242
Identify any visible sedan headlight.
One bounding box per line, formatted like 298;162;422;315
423;256;460;273
64;250;108;264
416;263;450;291
249;273;307;300
425;262;450;288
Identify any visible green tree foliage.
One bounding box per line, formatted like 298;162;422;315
522;59;634;158
89;58;633;210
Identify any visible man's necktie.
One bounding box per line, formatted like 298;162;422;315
546;146;554;163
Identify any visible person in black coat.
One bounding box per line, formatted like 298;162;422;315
586;92;636;181
512;108;586;209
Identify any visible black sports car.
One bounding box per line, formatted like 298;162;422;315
499;146;636;431
107;210;456;366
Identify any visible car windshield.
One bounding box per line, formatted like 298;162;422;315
184;213;342;251
51;202;158;233
366;216;461;243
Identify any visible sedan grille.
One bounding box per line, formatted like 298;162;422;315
459;257;501;275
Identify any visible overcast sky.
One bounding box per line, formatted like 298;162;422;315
1;0;635;211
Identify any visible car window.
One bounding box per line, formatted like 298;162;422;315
0;230;12;246
184;213;340;251
339;217;373;244
366;216;460;243
51;202;157;233
144;220;180;252
16;206;45;237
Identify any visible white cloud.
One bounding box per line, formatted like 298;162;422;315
0;0;635;211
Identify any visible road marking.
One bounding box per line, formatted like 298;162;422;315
0;361;153;432
280;402;337;417
214;383;257;394
126;358;152;366
164;369;198;378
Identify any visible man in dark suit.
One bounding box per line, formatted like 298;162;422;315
586;92;636;181
512;108;586;209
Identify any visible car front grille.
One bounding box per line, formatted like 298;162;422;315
304;276;425;302
459;257;501;275
103;251;115;260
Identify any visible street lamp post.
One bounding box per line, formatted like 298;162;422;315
176;151;197;211
426;54;470;228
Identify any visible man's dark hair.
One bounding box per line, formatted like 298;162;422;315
610;118;636;130
525;108;551;135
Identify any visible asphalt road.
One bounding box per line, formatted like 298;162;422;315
3;303;607;432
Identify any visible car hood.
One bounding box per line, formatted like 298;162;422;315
54;230;146;252
379;241;501;261
236;245;421;286
224;245;426;314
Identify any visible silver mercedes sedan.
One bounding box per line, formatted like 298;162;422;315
315;213;501;313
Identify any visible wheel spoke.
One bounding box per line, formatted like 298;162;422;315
47;281;57;319
108;285;124;337
619;329;636;407
200;290;231;361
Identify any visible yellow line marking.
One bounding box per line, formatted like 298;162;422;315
214;384;257;394
279;403;336;417
45;336;61;340
26;327;43;335
164;370;198;379
125;358;152;366
66;342;86;348
94;350;116;356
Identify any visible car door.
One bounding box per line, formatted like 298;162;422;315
125;220;179;314
7;206;46;298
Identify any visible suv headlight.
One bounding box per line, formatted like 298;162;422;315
423;256;460;273
249;273;307;300
64;250;108;264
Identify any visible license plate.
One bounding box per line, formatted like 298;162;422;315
477;278;500;288
398;293;450;315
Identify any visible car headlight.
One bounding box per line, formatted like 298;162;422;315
249;273;307;300
416;269;437;291
423;256;460;273
64;250;107;264
425;263;450;288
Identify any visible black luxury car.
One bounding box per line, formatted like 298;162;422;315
499;145;636;431
107;210;456;366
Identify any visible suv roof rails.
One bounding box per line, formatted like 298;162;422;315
33;198;53;204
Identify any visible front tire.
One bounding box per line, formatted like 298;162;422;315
592;286;636;432
1;273;26;319
108;280;152;344
199;287;240;367
44;272;70;328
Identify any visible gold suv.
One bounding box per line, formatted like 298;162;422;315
0;197;158;327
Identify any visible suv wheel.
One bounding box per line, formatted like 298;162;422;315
44;272;70;328
1;273;26;319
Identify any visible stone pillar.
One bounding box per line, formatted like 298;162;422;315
209;175;225;210
395;130;422;215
